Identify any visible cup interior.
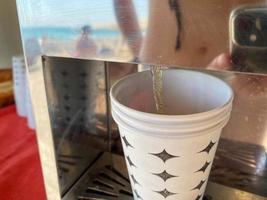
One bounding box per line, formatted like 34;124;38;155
113;70;233;115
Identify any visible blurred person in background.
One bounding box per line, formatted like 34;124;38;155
113;0;267;148
74;25;97;58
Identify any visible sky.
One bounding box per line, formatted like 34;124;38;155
17;0;148;28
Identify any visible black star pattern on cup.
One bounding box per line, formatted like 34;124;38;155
122;136;134;148
191;179;206;191
195;194;202;200
130;174;140;186
155;188;176;198
134;189;143;200
198;141;216;154
126;156;136;168
195;161;211;173
150;149;178;163
153;170;176;182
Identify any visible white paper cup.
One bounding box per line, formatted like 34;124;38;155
110;69;233;200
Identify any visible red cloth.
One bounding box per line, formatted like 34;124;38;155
0;105;46;200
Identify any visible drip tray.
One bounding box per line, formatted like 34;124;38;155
62;152;266;200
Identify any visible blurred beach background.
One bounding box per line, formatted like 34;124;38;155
18;0;148;62
22;26;131;60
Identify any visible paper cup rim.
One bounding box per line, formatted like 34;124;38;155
112;102;232;133
110;69;234;123
112;109;230;138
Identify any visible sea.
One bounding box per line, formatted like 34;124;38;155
22;27;120;41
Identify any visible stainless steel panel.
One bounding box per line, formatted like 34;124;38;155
42;57;108;195
206;182;266;200
16;0;267;74
15;0;267;199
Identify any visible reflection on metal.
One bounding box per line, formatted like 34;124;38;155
62;153;132;200
57;148;100;196
15;0;267;200
206;182;267;200
16;0;267;74
211;138;267;197
230;5;267;73
43;57;108;195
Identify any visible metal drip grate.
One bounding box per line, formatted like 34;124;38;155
62;153;133;200
78;165;132;200
211;138;267;197
58;154;83;179
56;144;101;196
